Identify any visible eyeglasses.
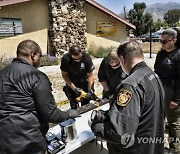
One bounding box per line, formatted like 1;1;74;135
160;39;172;44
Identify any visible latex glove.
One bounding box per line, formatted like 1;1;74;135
91;110;109;123
74;87;82;97
67;109;79;118
87;89;99;101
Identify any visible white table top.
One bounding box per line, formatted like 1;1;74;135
47;103;109;154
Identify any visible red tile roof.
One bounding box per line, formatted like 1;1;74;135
86;0;136;29
0;0;30;7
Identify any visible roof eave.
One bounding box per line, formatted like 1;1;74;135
0;0;30;7
86;0;136;29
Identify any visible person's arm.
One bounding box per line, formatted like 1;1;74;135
98;58;110;91
84;53;95;91
91;84;140;143
172;53;180;106
61;70;76;91
33;73;77;123
100;81;110;91
87;71;94;91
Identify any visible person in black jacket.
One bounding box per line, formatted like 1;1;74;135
154;28;180;153
60;45;95;109
0;40;79;154
98;48;126;99
91;41;164;154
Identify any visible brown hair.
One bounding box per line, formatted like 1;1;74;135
117;40;143;59
107;48;119;63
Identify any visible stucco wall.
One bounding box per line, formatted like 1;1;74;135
85;3;128;49
0;0;49;58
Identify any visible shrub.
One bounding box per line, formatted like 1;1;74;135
0;56;13;69
0;55;60;69
40;55;60;66
88;43;115;58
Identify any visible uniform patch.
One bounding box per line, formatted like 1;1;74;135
117;89;132;106
80;63;85;69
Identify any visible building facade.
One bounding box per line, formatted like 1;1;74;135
0;0;135;58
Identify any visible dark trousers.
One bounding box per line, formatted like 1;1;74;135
164;86;180;153
63;83;89;109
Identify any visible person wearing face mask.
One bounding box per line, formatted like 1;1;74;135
0;40;79;154
90;41;164;154
98;48;127;100
154;28;180;153
60;45;95;109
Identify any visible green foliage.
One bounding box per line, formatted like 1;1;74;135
128;2;153;36
88;43;115;58
164;9;180;27
151;20;169;32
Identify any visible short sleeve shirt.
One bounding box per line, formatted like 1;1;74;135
60;51;95;83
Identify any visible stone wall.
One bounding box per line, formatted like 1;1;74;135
48;0;87;56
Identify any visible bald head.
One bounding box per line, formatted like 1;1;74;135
17;40;41;57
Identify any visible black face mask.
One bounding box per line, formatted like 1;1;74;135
110;62;120;69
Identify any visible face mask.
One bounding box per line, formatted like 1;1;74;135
109;62;120;69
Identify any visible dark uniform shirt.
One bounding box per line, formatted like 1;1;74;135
154;48;180;103
92;62;164;154
98;57;126;93
0;58;70;154
60;51;95;85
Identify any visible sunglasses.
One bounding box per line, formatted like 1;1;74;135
160;39;172;44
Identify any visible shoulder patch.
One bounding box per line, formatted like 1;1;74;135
117;89;132;106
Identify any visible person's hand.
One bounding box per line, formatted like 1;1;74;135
74;87;82;97
67;109;79;118
170;101;178;109
91;110;108;123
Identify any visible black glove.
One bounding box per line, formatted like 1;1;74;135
102;90;110;99
67;109;79;118
91;110;109;123
87;88;99;101
74;87;82;97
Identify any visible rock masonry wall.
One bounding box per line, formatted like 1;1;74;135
48;0;87;56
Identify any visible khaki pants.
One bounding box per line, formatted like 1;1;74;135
164;86;180;153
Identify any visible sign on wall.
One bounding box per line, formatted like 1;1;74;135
96;21;116;37
0;17;23;36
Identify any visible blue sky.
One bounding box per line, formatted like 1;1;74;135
95;0;180;14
